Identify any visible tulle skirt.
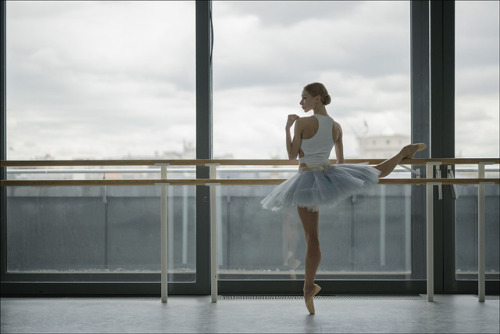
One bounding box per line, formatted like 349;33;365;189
261;164;381;212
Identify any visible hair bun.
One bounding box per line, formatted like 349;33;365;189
304;82;331;106
323;94;331;106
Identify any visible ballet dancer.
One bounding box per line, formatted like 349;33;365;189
261;82;426;314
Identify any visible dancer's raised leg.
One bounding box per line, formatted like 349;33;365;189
374;143;426;178
297;207;321;313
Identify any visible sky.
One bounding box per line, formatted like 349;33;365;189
5;1;499;160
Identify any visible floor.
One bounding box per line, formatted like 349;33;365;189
1;295;499;333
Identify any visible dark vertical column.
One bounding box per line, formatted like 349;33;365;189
430;0;455;159
196;0;213;160
441;0;457;294
194;0;212;294
410;0;429;282
411;0;430;152
430;0;455;294
1;0;8;281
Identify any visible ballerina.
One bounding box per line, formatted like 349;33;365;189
261;82;426;314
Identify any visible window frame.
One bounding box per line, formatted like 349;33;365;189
1;0;498;296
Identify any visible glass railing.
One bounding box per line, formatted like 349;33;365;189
3;161;498;284
454;166;500;281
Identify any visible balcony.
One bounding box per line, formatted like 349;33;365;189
3;160;499;288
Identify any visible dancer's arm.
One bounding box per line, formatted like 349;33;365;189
334;123;345;164
286;114;303;160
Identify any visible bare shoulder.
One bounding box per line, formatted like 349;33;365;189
333;120;342;132
332;120;343;141
296;115;317;128
299;115;317;123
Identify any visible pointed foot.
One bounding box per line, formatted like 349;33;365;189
404;143;427;159
305;284;321;315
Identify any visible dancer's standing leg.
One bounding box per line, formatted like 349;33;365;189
297;207;321;300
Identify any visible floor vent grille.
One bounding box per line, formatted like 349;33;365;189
219;295;423;301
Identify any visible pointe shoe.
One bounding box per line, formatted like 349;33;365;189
406;143;427;159
305;284;321;315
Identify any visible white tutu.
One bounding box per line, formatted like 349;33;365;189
261;164;381;212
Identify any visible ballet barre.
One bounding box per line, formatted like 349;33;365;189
1;158;499;304
2;157;498;167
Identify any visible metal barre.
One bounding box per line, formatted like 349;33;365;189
1;158;499;167
1;178;499;187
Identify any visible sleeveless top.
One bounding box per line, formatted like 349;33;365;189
299;114;334;166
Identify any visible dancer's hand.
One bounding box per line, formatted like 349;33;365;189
286;114;299;129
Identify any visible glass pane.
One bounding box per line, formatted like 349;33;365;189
455;1;499;281
213;1;410;159
6;1;195;160
216;167;424;280
455;1;499;157
455;165;500;280
6;168;196;282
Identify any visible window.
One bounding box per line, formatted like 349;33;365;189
3;0;496;295
213;1;410;159
5;1;196;282
454;1;500;280
455;1;499;158
212;1;415;281
7;1;195;160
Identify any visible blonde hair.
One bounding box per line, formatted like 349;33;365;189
304;82;331;105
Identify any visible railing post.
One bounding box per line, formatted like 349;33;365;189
426;162;441;302
404;184;412;275
477;161;493;302
156;163;170;303
206;163;220;303
379;185;386;267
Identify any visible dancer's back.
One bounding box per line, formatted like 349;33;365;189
299;114;334;167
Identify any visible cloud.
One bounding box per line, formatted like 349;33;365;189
456;1;499;68
455;94;499;158
212;1;410;90
455;2;500;97
5;1;499;161
211;2;412;159
453;1;499;158
219;1;362;27
7;1;196;159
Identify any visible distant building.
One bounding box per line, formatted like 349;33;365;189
157;141;195;160
357;134;410;159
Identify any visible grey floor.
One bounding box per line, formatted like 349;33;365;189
1;295;499;333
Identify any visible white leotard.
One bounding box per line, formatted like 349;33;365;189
299;114;334;167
